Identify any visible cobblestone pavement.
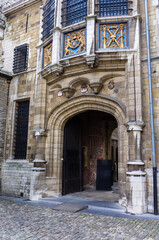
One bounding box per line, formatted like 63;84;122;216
0;199;159;240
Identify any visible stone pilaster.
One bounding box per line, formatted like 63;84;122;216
85;15;97;68
125;121;147;214
30;75;47;200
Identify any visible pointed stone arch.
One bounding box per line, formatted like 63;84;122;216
45;94;127;196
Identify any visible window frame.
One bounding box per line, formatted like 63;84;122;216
95;0;133;17
61;0;88;27
41;0;55;41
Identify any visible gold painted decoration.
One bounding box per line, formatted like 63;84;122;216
43;41;52;68
100;23;127;48
64;28;86;57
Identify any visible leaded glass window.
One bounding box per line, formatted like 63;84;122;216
62;0;87;27
42;0;55;41
95;0;133;17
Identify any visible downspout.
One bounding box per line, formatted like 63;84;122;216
144;0;158;215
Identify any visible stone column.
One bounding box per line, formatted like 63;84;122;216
125;121;147;214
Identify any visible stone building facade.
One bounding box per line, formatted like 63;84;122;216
0;5;12;193
0;0;159;214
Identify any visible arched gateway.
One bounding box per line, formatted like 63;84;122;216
44;94;127;197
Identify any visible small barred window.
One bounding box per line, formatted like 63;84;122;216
61;0;87;27
42;0;55;41
14;100;29;159
13;44;29;74
95;0;133;17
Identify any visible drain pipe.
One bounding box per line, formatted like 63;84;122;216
144;0;158;215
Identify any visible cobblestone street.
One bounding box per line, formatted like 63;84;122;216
0;199;159;240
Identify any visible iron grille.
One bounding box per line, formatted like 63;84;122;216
95;0;133;17
14;100;29;159
42;0;55;41
13;44;29;74
61;0;87;27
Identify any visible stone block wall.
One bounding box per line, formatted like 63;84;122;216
2;160;33;198
1;1;41;197
140;0;159;212
0;77;8;193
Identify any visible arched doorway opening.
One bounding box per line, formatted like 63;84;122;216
46;94;126;198
62;110;118;195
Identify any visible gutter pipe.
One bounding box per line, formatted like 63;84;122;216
144;0;158;215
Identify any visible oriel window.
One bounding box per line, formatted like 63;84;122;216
61;0;87;27
13;44;29;74
95;0;133;17
14;100;29;159
42;0;55;41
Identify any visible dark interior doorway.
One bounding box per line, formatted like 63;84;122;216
62;111;118;195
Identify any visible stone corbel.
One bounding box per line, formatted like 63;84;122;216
62;87;75;98
34;129;48;137
59;59;70;67
41;64;63;78
89;82;103;94
85;54;98;68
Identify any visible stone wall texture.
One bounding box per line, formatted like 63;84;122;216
140;0;159;213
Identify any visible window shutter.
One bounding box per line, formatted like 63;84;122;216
14;100;29;159
13;44;29;74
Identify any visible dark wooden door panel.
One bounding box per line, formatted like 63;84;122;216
63;117;82;195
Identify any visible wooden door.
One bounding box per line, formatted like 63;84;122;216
62;117;82;195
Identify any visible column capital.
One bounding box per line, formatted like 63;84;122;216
125;121;145;132
84;15;97;21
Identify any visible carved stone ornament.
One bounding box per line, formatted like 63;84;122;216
34;129;48;137
62;87;75;98
100;23;127;48
43;41;52;68
85;54;98;68
81;84;88;93
89;82;103;94
108;80;115;90
58;90;63;97
41;64;63;78
64;28;86;57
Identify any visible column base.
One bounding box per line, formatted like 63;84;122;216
30;169;46;200
126;171;147;214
